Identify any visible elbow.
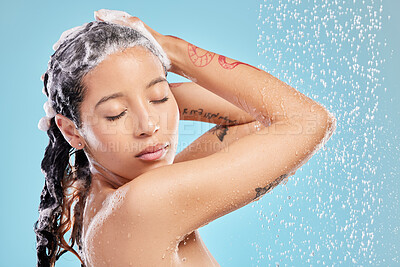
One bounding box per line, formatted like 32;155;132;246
316;109;337;144
326;111;337;134
323;110;337;134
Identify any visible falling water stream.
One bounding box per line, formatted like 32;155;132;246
251;0;399;265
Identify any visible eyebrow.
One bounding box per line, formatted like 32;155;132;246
95;76;168;110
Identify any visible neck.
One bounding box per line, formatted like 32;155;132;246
88;158;131;190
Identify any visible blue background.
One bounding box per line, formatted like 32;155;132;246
0;0;398;266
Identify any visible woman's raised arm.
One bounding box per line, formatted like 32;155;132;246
162;35;335;130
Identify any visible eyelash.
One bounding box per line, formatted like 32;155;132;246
152;96;169;104
106;110;126;121
105;97;169;121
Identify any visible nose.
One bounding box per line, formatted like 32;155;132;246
135;112;160;137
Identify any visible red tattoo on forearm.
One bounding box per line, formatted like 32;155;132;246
218;55;261;71
188;43;215;67
169;82;183;88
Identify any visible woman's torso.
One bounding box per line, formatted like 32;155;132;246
80;183;220;266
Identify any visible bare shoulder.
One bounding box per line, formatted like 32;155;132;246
83;185;178;266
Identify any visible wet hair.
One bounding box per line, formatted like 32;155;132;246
34;20;171;267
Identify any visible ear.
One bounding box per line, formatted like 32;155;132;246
54;114;85;149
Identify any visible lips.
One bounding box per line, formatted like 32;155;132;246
135;143;168;157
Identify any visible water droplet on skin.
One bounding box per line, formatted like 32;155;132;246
279;100;287;120
310;104;317;112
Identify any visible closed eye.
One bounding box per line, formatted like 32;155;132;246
106;110;127;121
105;97;169;121
151;96;169;104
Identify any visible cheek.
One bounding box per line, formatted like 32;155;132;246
82;125;103;152
83;119;125;154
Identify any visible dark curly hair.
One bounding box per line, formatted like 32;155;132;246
34;20;170;267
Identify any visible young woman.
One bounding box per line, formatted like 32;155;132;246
34;9;336;267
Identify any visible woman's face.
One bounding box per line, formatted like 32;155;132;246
78;45;179;181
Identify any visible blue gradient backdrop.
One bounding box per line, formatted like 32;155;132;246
0;0;398;266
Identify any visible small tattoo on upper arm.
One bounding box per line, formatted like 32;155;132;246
181;107;237;125
218;55;261;71
254;173;289;200
188;43;215;67
209;124;229;142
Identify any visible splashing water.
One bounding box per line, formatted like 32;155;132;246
252;0;399;265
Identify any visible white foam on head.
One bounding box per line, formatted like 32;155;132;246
52;25;87;51
93;9;171;71
38;116;51;132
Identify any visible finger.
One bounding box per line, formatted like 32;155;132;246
94;11;104;21
95;9;131;22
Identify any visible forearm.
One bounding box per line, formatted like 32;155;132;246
169;82;255;126
161;35;332;128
